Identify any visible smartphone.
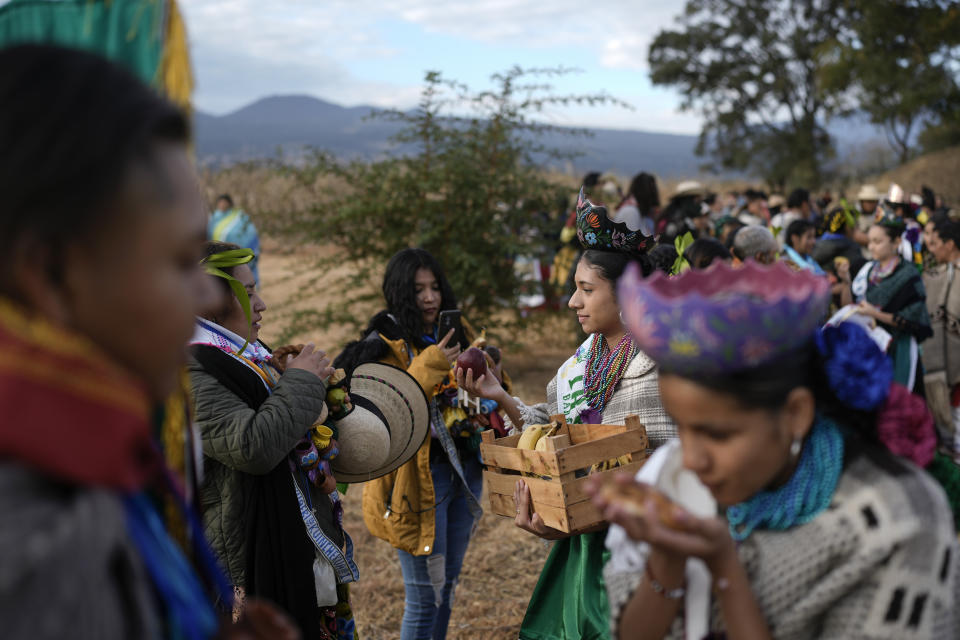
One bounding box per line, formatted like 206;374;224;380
437;310;467;350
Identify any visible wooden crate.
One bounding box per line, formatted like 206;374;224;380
479;414;649;533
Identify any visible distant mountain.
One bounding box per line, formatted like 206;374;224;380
193;94;708;178
194;94;890;180
194;95;401;163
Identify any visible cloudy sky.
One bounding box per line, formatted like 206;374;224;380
181;0;702;134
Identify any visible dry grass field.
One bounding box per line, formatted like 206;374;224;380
256;244;580;639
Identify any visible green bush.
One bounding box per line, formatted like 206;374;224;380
272;67;626;335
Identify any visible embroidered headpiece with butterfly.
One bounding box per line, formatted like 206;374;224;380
576;186;654;255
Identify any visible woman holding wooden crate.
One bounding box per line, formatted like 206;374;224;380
458;187;677;640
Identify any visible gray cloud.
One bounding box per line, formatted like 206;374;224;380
181;0;693;129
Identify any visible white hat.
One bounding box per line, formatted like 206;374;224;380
329;362;429;483
673;180;705;198
886;183;907;205
857;184;881;202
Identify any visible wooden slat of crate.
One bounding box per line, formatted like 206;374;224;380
484;470;567;508
554;429;649;474
479;428;647;477
560;458;647;504
485;460;650;532
558;414;645;446
483;457;646;509
487;491;594;532
491;432;521;448
488;486;613;533
479;441;562;477
568;422;628;445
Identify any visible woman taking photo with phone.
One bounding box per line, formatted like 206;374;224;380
458;189;676;640
335;248;483;640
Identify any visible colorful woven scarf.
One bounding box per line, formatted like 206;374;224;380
725;417;844;541
0;298;229;639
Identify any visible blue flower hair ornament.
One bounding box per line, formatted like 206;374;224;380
815;323;893;411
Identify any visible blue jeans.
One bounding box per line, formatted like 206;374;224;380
396;452;483;640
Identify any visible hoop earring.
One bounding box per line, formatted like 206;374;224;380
790;437;802;459
619;310;625;325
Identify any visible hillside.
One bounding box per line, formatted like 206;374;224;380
871;145;960;205
194;94;709;178
196;94;896;182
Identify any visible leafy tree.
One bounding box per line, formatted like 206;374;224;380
648;0;846;190
821;0;960;164
270;67;626;342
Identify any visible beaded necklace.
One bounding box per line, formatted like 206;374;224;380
868;256;900;286
725;417;844;541
583;333;637;415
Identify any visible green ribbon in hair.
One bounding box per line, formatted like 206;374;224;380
672;231;694;275
201;248;255;354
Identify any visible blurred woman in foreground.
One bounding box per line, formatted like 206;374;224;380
0;45;295;639
592;261;959;639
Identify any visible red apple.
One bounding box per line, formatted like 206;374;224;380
457;347;488;379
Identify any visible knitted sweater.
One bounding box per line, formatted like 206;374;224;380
509;348;676;449
605;447;960;639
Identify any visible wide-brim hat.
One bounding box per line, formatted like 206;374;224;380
672;180;706;199
857;184;880;202
329;362;429;483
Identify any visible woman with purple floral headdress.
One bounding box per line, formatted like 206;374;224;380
591;260;959;640
458;189;676;640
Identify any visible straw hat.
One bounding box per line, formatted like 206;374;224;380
672;180;705;199
768;194;786;209
857;184;881;202
329;362;429;483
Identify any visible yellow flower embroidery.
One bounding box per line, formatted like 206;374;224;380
669;337;700;357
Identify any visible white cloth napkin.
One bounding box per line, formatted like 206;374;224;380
605;440;717;640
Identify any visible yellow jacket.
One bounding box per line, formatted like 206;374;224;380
361;335;451;555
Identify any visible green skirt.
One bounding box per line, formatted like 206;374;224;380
519;531;611;640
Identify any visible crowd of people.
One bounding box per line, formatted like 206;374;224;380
2;44;960;640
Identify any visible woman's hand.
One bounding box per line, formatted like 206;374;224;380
587;473;735;573
437;329;461;365
286;343;335;381
455;366;504;401
514;480;566;540
857;300;880;319
836;260;851;283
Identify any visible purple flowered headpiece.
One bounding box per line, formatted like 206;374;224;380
576;187;653;255
618;260;831;375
